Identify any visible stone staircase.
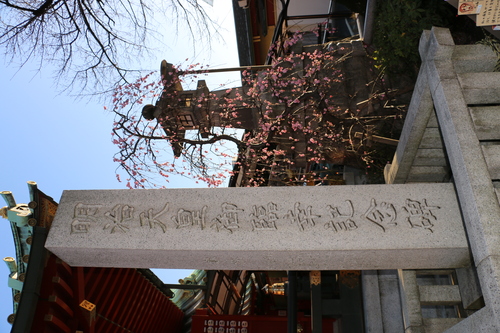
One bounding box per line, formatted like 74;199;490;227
383;27;500;332
399;270;464;333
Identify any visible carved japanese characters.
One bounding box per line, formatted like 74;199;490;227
70;198;441;235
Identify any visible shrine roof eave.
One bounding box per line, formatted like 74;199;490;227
0;182;58;331
10;226;48;333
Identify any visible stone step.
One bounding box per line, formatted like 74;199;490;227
469;105;500;141
458;72;500;105
423;318;463;333
427;112;439;128
452;44;498;74
406;166;450;183
419;285;462;306
420;128;444;149
481;144;500;179
413;148;448;167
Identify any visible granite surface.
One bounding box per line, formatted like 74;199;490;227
45;183;469;270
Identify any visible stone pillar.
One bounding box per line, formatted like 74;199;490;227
399;270;425;333
361;270;384;333
455;265;484;313
379;270;405;332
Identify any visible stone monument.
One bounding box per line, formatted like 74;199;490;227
45;183;468;270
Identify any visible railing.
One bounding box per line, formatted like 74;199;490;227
265;0;358;65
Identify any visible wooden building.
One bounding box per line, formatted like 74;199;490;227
1;182;184;333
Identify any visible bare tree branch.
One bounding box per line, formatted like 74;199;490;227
0;0;219;94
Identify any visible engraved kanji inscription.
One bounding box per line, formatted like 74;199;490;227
285;202;321;231
71;203;102;234
363;198;397;232
324;200;358;232
403;199;440;233
250;203;278;231
104;205;134;233
173;206;208;229
211;203;244;233
139;203;169;233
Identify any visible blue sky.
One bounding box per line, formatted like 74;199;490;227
0;1;240;330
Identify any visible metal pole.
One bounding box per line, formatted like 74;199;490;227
287;12;353;20
287;271;297;333
322;0;336;44
310;271;322;333
179;65;272;76
356;13;364;40
363;0;377;44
